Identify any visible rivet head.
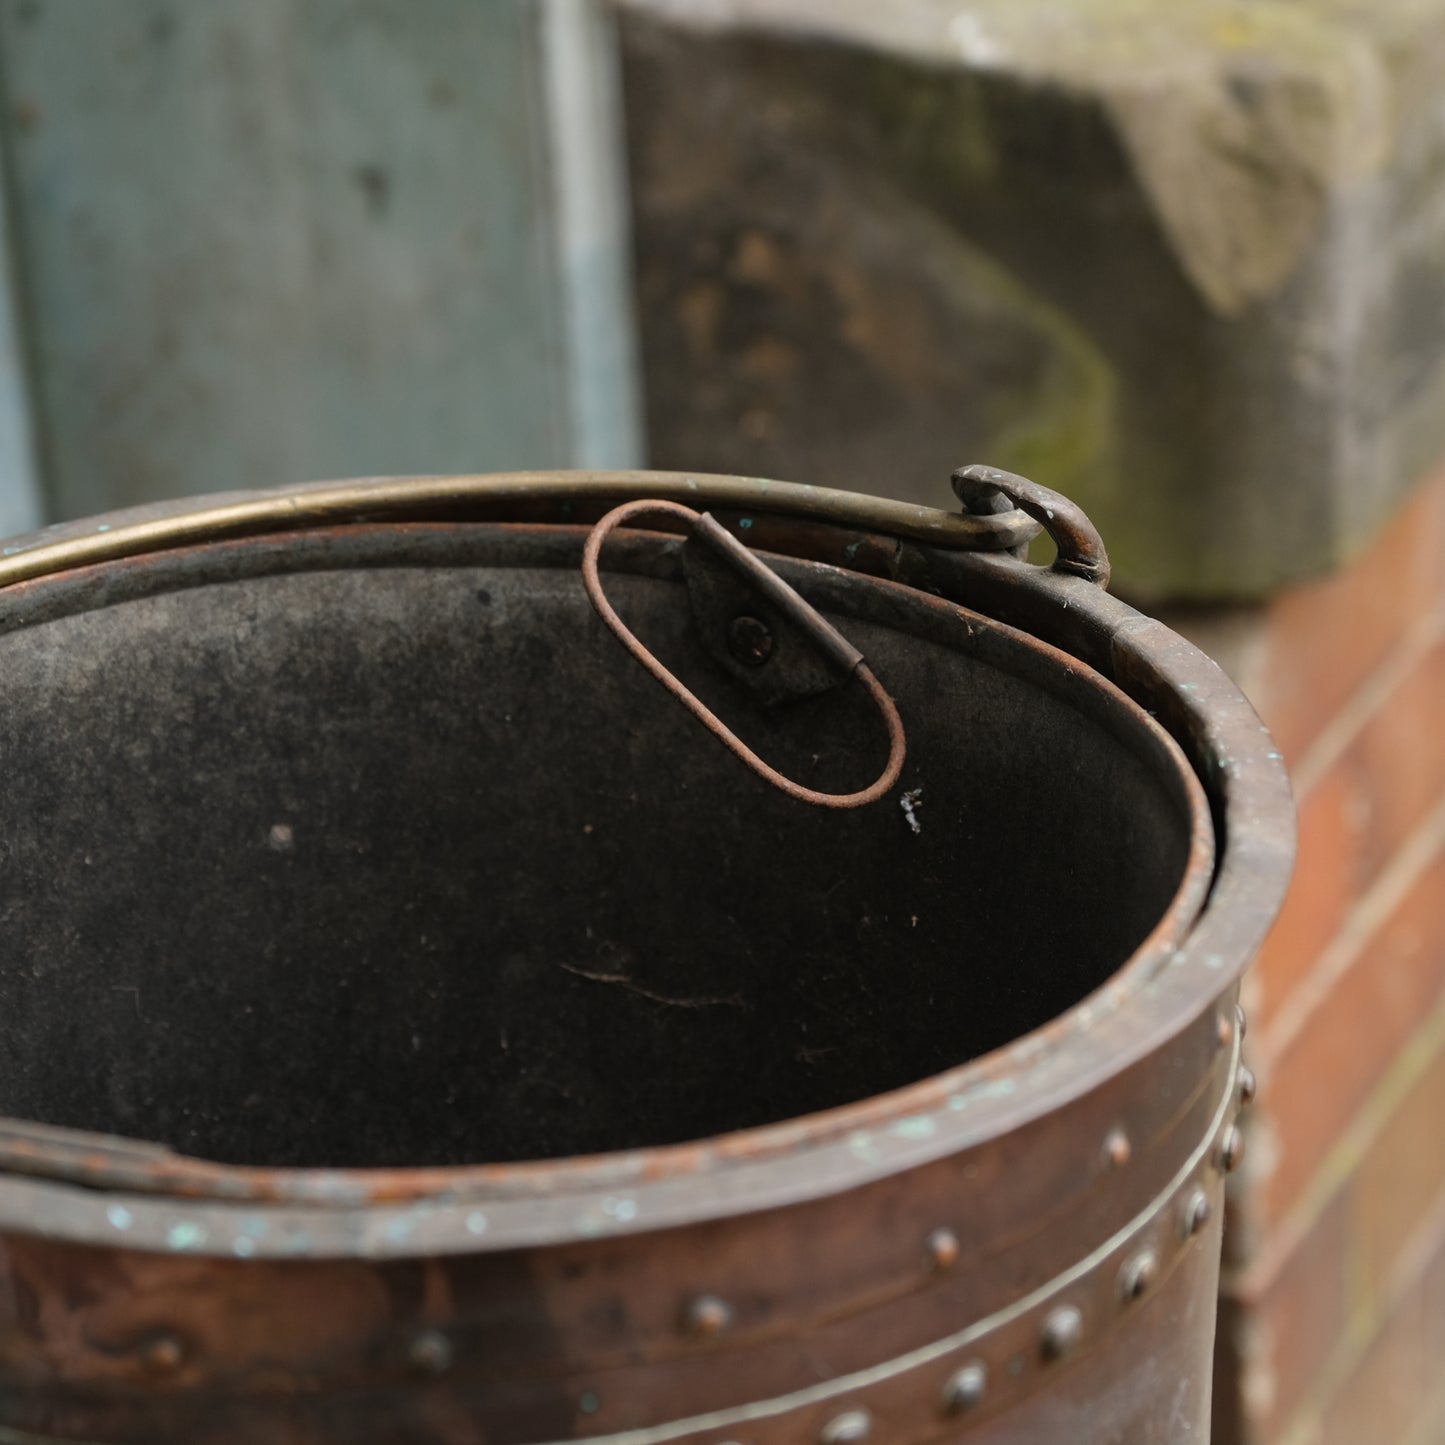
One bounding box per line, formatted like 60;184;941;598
819;1408;871;1445
407;1329;454;1377
1118;1250;1158;1302
1219;1126;1246;1174
942;1361;988;1413
727;615;774;667
1236;1003;1248;1038
683;1294;733;1339
137;1332;186;1375
927;1227;960;1272
1181;1188;1212;1238
1102;1127;1131;1169
1040;1306;1083;1362
1238;1066;1258;1106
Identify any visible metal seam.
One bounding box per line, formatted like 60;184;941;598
0;1041;1241;1444
549;1031;1241;1444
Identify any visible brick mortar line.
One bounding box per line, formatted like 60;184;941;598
1224;992;1445;1300
1388;1178;1445;1314
1286;606;1443;803
1271;1184;1445;1445
1259;790;1445;1067
1400;1375;1445;1445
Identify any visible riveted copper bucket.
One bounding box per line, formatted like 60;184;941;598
0;468;1292;1444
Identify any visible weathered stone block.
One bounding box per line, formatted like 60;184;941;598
619;0;1445;598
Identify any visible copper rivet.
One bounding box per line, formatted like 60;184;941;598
942;1361;988;1413
727;615;775;667
1219;1126;1246;1174
138;1332;185;1375
927;1227;961;1271
684;1294;733;1338
1238;1066;1258;1106
1102;1127;1131;1169
1119;1250;1157;1302
1217;1013;1234;1048
1236;1003;1248;1037
407;1329;454;1377
1182;1188;1211;1238
1040;1306;1083;1362
819;1408;872;1444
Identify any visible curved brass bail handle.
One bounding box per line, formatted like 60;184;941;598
952;465;1111;588
581;498;906;809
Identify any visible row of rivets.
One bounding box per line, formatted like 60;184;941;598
924;1092;1237;1427
1218;1000;1249;1049
1218;1126;1246;1173
407;1329;454;1377
1101;1127;1131;1170
678;1100;1201;1364
819;1407;872;1444
927;1227;960;1272
697;1082;1246;1444
116;1104;1244;1445
1229;1003;1254;1180
324;1104;1241;1424
540;1125;1240;1444
942;1361;988;1414
335;1045;1252;1439
685;1294;734;1339
1118;1249;1157;1302
138;1332;187;1375
1181;1187;1212;1238
1039;1305;1083;1362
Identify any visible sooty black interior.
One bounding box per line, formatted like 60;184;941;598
0;526;1194;1167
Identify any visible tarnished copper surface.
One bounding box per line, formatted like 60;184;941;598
0;471;1293;1443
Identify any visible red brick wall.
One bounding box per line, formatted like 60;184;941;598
1209;468;1445;1443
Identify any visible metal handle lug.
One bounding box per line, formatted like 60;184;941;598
581;499;906;809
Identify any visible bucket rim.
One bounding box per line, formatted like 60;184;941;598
0;472;1294;1255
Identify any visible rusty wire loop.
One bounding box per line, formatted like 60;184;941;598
581;499;906;808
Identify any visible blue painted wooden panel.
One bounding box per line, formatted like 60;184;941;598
0;0;640;520
0;150;43;534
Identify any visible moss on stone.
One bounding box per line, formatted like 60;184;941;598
620;0;1445;598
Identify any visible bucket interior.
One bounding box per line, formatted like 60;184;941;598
0;525;1201;1169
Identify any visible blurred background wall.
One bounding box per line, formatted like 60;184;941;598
612;10;1445;1439
0;0;641;532
2;2;1444;1441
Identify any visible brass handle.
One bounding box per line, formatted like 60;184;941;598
952;465;1111;588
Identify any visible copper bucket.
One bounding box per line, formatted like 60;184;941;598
0;467;1292;1443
